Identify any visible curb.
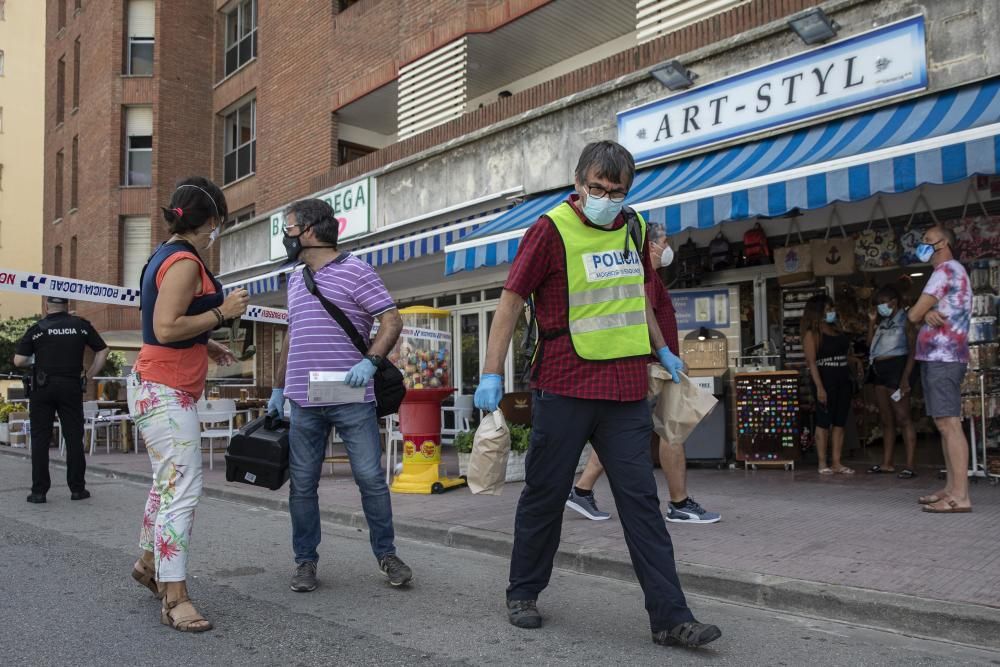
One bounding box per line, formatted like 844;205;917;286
3;447;998;650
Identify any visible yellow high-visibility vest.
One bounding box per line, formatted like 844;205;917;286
546;202;650;361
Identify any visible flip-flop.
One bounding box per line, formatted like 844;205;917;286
833;467;855;475
818;467;834;475
897;469;917;479
922;499;972;513
867;465;895;474
918;493;948;505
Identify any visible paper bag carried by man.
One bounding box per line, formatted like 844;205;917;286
467;409;510;495
648;364;718;444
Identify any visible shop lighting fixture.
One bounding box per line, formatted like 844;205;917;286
910;272;925;277
697;327;710;341
788;8;840;45
650;60;699;91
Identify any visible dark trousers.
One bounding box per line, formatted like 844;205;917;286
507;391;695;632
29;378;86;495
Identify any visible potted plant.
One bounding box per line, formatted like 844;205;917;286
0;401;17;444
99;351;127;400
455;423;591;483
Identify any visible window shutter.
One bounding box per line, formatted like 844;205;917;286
122;217;152;289
125;106;153;136
127;0;155;38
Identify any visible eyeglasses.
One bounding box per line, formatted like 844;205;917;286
282;222;303;234
586;183;628;203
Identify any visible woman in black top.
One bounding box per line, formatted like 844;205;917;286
803;294;855;475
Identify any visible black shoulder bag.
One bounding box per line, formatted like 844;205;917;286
301;266;406;417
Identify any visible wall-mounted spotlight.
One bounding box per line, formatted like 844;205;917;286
788;8;840;45
650;60;699;91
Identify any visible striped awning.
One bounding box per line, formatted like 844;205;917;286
222;208;511;295
444;78;1000;274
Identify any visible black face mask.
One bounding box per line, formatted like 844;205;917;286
282;230;333;262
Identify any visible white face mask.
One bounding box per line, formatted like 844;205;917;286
659;244;675;268
206;225;221;249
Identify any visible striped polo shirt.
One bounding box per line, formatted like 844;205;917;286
285;253;396;407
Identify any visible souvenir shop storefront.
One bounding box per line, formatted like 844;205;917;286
444;17;1000;471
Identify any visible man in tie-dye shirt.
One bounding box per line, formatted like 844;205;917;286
908;225;972;514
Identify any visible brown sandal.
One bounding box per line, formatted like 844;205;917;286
131;559;163;599
918;493;948;505
922;499;972;514
161;596;213;632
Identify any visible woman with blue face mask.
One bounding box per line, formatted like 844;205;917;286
802;294;855;475
865;285;918;478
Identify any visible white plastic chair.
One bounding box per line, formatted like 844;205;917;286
197;398;236;471
83;401;125;455
440;394;474;445
383;414;402;484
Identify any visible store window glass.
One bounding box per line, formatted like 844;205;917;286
460;313;480;396
460;290;481;304
436;294;457;307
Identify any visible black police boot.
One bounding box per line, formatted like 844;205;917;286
26;493;46;504
71;490;91;501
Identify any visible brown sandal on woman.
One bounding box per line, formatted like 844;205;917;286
131;559;163;598
161;596;213;632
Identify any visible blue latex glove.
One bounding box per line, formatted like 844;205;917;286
657;346;684;384
267;387;285;417
345;358;377;388
474;373;504;411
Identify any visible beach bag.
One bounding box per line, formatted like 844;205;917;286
709;232;732;271
951;181;1000;262
467;409;511;495
742;222;771;265
899;189;938;266
810;207;855;276
774;218;814;286
855;197;900;270
648;365;718;445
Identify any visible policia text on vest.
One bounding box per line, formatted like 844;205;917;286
14;296;109;503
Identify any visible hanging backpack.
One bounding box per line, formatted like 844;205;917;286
675;236;702;286
742;222;771;265
950;181;1000;262
899;188;938;266
709;232;732;271
855;196;901;271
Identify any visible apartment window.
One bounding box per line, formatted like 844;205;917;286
59;0;68;30
70;237;78;278
225;207;255;230
70;136;79;209
338;141;375;166
338;0;361;10
126;0;155;76
54;246;63;276
0;50;5;76
122;217;151;288
124;106;153;186
75;0;82;10
56;57;66;124
73;38;80;108
224;0;256;76
55;151;65;219
223;98;255;184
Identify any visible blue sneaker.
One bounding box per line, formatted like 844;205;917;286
565;489;611;521
665;498;721;524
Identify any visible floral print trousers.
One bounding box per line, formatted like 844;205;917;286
127;374;203;582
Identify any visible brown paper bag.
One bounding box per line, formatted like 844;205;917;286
467;409;511;495
648;365;718;444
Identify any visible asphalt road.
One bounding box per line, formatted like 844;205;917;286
0;455;997;666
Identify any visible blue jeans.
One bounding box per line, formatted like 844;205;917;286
288;400;396;563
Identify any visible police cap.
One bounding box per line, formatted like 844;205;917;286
46;296;69;304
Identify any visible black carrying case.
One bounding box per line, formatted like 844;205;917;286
225;415;290;490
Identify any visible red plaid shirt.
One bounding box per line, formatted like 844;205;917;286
505;195;658;402
648;277;679;355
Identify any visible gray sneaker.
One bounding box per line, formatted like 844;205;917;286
665;498;721;524
290;561;318;592
379;554;413;586
565;489;611;521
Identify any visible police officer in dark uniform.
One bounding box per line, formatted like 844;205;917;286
14;296;109;503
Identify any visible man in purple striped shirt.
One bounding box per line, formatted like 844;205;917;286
269;198;409;593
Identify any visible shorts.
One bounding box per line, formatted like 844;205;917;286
920;361;967;418
867;356;907;390
815;369;851;430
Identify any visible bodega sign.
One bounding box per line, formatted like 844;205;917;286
269;178;375;260
618;16;927;164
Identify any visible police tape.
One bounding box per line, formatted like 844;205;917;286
0;267;288;324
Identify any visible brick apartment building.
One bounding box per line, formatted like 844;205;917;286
45;0;1000;390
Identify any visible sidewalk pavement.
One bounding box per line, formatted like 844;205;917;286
4;443;999;648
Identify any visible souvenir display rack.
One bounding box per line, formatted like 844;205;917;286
735;370;801;469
